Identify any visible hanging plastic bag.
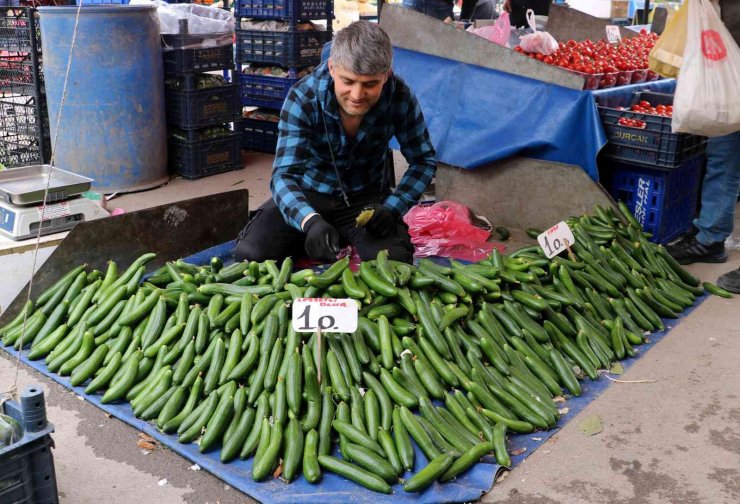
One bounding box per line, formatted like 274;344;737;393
130;0;235;49
469;11;512;48
648;1;688;78
518;9;558;55
403;201;505;262
672;0;740;136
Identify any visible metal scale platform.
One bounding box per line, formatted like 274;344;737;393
0;165;109;241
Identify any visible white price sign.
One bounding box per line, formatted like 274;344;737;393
292;298;358;333
606;25;622;44
537;221;576;259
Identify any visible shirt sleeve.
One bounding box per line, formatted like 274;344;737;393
271;90;318;231
383;91;437;217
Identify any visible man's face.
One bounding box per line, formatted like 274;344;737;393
329;60;390;117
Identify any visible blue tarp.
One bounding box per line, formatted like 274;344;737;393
1;241;708;503
391;47;607;180
592;78;676;108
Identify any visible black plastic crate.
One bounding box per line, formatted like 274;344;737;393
0;95;48;136
602;155;704;244
169;132;241;179
238;72;299;109
0;132;49;167
166;83;240;129
237;0;332;20
236;28;331;67
239;116;279;153
0;52;44;96
163;44;234;74
598;91;707;169
0;7;41;54
1;385;59;504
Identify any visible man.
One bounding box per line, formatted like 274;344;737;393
667;0;740;293
234;21;436;264
503;0;551;28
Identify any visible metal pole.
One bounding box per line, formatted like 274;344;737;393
643;0;651;24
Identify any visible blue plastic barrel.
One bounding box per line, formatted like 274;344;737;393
38;6;168;193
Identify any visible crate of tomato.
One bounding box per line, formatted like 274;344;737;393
598;91;707;169
514;31;661;90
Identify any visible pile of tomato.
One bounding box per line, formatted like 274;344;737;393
514;30;661;89
615;100;673;129
627;100;673;117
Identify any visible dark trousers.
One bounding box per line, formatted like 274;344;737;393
234;190;415;263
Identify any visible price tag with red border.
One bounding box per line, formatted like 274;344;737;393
292;298;358;333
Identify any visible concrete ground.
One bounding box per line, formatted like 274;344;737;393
1;151;739;504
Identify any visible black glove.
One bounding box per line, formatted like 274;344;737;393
365;204;396;238
303;215;341;262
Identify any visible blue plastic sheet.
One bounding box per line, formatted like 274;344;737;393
592;78;676;108
1;241;708;503
391;47;607;180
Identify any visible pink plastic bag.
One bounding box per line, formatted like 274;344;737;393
403;201;505;262
519;9;558;55
470;11;512;47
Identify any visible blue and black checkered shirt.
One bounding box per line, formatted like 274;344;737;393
271;61;437;231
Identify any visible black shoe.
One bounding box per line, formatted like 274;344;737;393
717;268;740;294
666;235;727;265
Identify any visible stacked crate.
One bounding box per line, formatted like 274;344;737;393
0;7;50;168
598;91;707;244
162;22;241;180
235;0;333;153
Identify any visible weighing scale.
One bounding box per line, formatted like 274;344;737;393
0;165;109;241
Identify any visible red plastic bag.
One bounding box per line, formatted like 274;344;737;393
403;201;505;262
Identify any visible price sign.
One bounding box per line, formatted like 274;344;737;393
606;25;622;44
292;298;358;333
537;221;576;259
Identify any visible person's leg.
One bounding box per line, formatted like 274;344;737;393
233;198;304;262
694;132;740;244
667;132;740;264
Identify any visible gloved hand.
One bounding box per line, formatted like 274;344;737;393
365;204;396;238
303;215;341;262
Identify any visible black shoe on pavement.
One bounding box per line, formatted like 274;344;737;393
717;268;740;294
666;234;727;265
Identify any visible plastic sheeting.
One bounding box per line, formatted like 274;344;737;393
592;78;676;108
390;47;607;180
1;241;708;503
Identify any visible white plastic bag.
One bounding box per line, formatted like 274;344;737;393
518;9;558;55
131;0;234;47
672;0;740;136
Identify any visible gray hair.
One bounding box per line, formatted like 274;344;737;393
330;21;393;75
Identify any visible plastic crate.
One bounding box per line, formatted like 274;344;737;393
237;0;332;20
238;72;299;109
603;155;704;244
169;132;241;179
163;44;233;74
1;385;59;504
166;83;240;129
0;7;40;53
598;91;707;169
235;28;331;67
239;116;279;153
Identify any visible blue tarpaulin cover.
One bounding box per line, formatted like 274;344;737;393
391;47;607;180
1;241;707;503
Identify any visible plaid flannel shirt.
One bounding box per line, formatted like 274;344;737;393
271;61;437;231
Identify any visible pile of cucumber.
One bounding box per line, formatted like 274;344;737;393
0;204;729;494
